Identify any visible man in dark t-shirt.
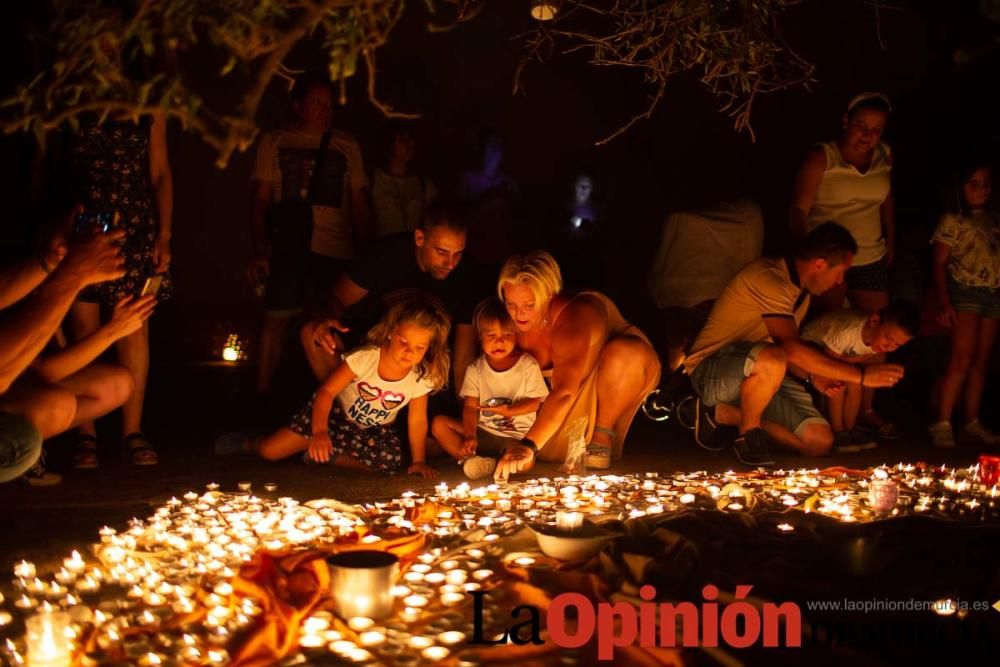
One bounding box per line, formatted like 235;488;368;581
301;202;483;393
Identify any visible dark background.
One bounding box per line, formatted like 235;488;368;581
0;0;998;365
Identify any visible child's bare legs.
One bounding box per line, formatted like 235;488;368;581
430;416;467;461
857;353;888;430
964;316;999;423
255;428;377;471
938;312;980;423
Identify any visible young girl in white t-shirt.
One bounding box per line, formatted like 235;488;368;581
430;299;548;479
245;299;450;476
929;163;1000;448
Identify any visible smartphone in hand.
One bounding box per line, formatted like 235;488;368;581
141;275;164;298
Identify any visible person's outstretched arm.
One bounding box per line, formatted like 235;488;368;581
0;231;124;392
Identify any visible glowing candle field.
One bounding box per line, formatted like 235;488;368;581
1;461;997;666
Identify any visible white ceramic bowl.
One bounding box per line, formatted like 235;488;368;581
528;520;620;561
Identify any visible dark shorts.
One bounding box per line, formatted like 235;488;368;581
289;400;404;473
265;253;347;315
845;257;889;292
475;427;518;458
0;411;42;483
949;280;1000;319
689;342;828;437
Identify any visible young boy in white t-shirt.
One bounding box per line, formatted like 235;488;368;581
800;301;919;452
431;299;549;479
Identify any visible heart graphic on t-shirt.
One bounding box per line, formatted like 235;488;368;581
381;392;405;411
357;382;381;402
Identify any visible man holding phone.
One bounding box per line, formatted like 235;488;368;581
0;221;133;484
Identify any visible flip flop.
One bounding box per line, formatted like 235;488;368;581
72;434;99;470
122;432;159;466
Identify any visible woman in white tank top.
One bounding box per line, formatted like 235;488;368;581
789;92;899;440
789;92;895;315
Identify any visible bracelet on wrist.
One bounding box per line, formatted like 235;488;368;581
520;438;538;455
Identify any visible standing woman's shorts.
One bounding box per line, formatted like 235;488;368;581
845;256;889;292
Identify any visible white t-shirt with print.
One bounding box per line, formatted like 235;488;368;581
801;309;874;358
337;346;436;428
459;354;549;438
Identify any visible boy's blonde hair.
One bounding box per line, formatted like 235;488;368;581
472;298;515;336
496;251;563;310
366;298;451;391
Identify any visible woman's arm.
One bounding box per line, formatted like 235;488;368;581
931;241;955;327
149;113;173;273
881;189;896;265
32;296;156;382
407;394;437;477
788;147;827;240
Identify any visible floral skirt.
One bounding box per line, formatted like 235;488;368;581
289;401;403;472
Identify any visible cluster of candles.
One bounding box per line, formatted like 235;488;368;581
2;461;996;666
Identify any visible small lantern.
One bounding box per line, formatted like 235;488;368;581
530;0;559;21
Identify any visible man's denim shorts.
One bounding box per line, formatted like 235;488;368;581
0;411;42;483
689;341;828;438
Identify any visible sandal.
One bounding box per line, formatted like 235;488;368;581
585;426;616;470
122;432;159;466
72;434;99;470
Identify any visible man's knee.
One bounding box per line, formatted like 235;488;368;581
752;345;787;378
24;387;77;438
800;423;834;456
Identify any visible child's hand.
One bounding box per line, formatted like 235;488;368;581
408;462;438;478
480;402;509;417
460;438;477;459
308;432;334;463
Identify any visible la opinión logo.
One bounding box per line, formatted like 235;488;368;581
469;584;802;659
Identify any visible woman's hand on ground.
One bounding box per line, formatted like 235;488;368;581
308;432;334;463
107;295;156;340
408;463;438;478
496;444;535;479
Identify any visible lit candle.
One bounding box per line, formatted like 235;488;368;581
358;630;386;647
25;610;72;667
437;630;465;645
440;592;465;607
15;560;37;579
347;616;374;632
555;511;584;531
422;646;450;661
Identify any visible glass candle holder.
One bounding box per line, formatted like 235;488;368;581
326;551;399;621
26;610;73;667
978;455;1000;487
868;479;899;513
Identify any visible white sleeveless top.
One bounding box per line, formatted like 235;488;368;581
806;141;891;267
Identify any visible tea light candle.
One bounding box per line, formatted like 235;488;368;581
437;630;465;645
472;569;493;581
424;572;446;585
440;592;465;607
409;635;434;650
347;616;375;632
422;646;450;661
513;556;535;567
555;511;583;531
0;611;12;627
358;630;386;647
298;634;325;649
25;610;72;667
403;594;429;608
445;570;468;585
15;560;37;579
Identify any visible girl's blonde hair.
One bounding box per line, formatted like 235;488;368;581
496;251;563;310
366;298;451;391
